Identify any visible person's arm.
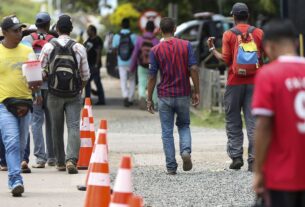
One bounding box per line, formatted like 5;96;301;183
147;50;159;114
253;116;273;194
207;37;223;61
76;44;90;89
188;42;200;106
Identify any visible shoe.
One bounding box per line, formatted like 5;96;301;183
56;164;66;171
0;165;8;171
47;160;56;167
229;157;244;170
11;183;24;197
138;98;146;110
66;161;78;174
21;161;31;173
181;152;193;171
166;171;177;175
248;162;254;172
124;98;129;107
95;101;106;105
32;163;45;168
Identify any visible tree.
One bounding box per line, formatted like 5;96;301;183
61;0;100;13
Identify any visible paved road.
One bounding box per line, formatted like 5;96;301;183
0;70;254;207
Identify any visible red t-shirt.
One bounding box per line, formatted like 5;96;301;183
252;56;305;191
222;24;264;85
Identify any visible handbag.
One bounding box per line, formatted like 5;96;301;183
2;98;33;117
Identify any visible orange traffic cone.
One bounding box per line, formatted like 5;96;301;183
77;108;93;170
109;156;133;207
128;195;144;207
84;98;96;145
97;120;108;150
83;133;111;207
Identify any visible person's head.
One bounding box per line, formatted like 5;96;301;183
35;12;51;31
145;21;155;33
87;25;97;37
121;18;130;29
231;2;249;24
160;17;176;35
1;15;25;46
263;19;298;61
56;14;73;35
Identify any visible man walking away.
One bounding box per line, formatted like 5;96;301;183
207;2;264;171
40;14;90;174
0;15;39;196
22;12;56;169
84;25;106;105
147;17;200;175
253;19;305;207
130;21;159;110
112;18;137;107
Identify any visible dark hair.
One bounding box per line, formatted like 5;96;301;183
145;21;155;32
88;25;97;34
263;19;298;43
160;17;175;34
234;12;249;21
56;25;72;34
36;22;50;30
121;18;130;29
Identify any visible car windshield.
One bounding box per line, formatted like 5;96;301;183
175;20;200;36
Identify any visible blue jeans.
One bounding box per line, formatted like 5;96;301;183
158;96;192;172
0;132;7;166
0;104;31;188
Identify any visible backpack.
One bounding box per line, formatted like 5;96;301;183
118;32;134;61
31;33;54;56
48;40;82;97
139;37;153;68
230;26;260;77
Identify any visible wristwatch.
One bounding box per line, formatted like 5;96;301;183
209;47;215;52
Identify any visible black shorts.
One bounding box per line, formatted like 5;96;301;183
266;190;305;207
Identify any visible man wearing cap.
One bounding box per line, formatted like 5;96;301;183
0;15;38;196
22;12;56;169
207;3;264;171
40;14;90;174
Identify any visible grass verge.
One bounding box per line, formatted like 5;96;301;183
191;109;225;129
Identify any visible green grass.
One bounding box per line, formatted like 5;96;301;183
191;110;225;129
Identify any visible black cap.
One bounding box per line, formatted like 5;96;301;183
35;12;51;26
231;2;249;15
1;15;26;30
56;14;73;31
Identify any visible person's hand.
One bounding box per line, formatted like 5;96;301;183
253;172;265;195
192;92;200;107
146;99;155;114
28;81;42;91
34;95;43;105
207;37;215;49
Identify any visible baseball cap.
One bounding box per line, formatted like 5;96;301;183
35;12;51;26
231;2;249;15
1;15;26;30
56;14;73;31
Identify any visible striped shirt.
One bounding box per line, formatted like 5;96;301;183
149;38;197;97
40;35;90;81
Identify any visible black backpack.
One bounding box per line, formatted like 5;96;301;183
48;40;82;97
118;32;134;61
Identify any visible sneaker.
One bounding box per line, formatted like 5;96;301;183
56;164;66;171
11;183;24;197
0;165;8;171
21;161;31;173
47;160;56;167
123;98;129;107
229;157;244;170
166;170;177;175
248;162;254;172
32;163;45;168
181;152;193;171
66;161;78;174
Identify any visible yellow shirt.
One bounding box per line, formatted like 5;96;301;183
0;44;35;103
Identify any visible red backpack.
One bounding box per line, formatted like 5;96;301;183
31;33;54;55
139;37;153;68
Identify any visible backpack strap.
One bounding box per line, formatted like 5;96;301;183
230;27;242;36
31;33;39;40
45;34;54;42
247;26;256;34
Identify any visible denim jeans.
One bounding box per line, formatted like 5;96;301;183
0;104;31;188
0;131;6;166
47;93;82;165
158;96;192;172
224;84;255;164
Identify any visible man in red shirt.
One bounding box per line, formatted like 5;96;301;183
207;2;264;171
252;20;305;206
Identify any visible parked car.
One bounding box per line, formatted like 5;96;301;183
175;12;234;70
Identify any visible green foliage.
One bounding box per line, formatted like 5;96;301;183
62;0;100;13
191;110;225;129
0;0;40;24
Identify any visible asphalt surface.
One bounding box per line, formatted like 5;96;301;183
0;70;255;207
